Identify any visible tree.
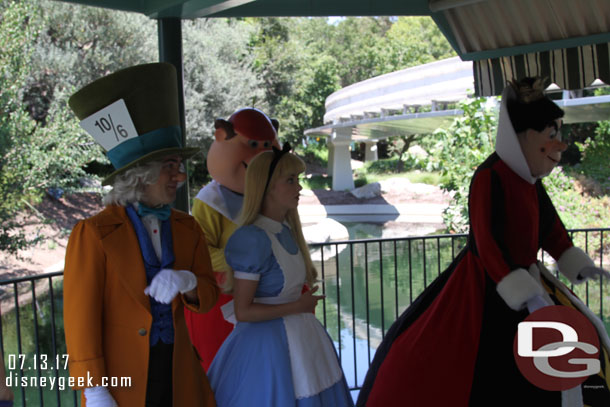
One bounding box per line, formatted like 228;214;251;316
0;0;41;252
182;17;267;186
326;17;392;87
384;16;456;71
28;1;158;119
0;0;106;253
274;54;341;145
182;18;265;148
430;98;497;232
247;18;341;146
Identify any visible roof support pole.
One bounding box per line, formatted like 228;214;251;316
329;127;354;191
158;18;189;212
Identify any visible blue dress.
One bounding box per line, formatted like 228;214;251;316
208;215;354;407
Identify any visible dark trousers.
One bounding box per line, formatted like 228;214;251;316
145;342;173;407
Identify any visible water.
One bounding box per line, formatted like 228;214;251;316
1;279;80;406
314;223;466;390
2;223;608;404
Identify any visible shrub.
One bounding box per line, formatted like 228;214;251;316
0;1;105;253
429;97;497;232
573;124;610;195
297;141;328;168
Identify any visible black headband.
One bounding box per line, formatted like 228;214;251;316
263;142;292;196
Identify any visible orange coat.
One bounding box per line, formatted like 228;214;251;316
63;205;218;406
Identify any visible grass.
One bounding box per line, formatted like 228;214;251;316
301;174;332;190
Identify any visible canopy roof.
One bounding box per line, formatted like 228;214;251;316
56;0;610;96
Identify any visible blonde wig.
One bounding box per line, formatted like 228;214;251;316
224;149;318;292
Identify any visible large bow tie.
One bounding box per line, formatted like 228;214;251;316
137;203;171;220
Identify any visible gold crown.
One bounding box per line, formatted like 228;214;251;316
509;77;548;103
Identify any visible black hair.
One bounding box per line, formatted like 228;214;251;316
506;77;564;133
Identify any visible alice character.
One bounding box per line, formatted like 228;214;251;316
357;77;610;407
185;108;279;371
63;63;218;407
208;146;354;407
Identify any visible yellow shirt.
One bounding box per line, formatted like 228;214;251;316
192;198;237;273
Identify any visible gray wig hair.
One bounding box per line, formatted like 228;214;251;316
102;161;163;207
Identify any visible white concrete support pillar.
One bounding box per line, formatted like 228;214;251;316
363;140;378;162
329;127;354;191
326;139;335;176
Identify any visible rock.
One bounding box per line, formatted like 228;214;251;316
350;182;381;199
79;177;102;188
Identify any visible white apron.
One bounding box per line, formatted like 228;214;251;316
222;216;343;399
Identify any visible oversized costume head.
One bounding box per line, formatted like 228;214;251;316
207;108;280;194
69;62;199;186
496;77;567;183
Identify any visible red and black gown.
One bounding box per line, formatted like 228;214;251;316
357;152;610;407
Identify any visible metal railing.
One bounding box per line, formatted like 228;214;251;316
309;227;609;392
0;228;608;405
0;271;76;406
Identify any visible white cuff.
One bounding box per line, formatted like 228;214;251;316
234;271;260;281
496;268;544;311
558;246;595;284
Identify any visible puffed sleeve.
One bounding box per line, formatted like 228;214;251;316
224;225;272;281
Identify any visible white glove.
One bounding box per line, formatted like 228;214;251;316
84;386;117;407
526;294;550;314
144;269;197;304
578;266;610;282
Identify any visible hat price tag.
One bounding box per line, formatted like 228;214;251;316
79;99;138;151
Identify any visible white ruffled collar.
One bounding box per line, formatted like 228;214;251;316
495;85;537;184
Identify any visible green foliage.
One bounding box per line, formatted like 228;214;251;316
354;174;368;188
0;0;105;253
0;0;44;253
573;123;610;194
385;135;425;172
405;171;443;185
362;146;433;175
297;142;328;168
361;157;402;174
182;18;266;186
301;175;332;191
275;54;341;145
384;17;456;72
429;97;497;232
249;16;455;147
326;17;392;86
427;94;608;235
28;1;158;114
183;18;265;145
248;18;342;146
543;167;609;230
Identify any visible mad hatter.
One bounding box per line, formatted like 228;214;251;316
63;62;219;407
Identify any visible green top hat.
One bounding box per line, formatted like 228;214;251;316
69;62;199;186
